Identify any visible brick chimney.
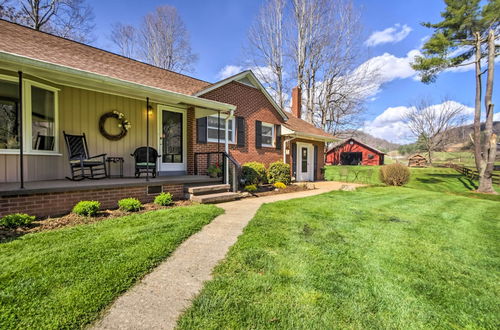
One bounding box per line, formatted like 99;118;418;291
291;86;301;119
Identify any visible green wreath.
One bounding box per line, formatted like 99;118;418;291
99;111;131;141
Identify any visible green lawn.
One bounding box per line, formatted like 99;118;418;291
178;187;500;329
325;165;500;201
0;205;223;329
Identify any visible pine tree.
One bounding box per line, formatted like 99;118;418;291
411;0;499;193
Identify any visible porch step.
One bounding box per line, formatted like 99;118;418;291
190;191;240;204
186;184;230;195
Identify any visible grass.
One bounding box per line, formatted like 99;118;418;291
0;204;223;329
178;187;500;329
324;165;500;201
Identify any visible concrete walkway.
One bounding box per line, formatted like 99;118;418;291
93;181;361;330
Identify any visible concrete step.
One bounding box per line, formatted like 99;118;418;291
190;191;240;204
186;184;230;195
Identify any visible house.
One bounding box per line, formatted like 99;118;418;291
408;154;427;167
326;138;385;166
0;20;334;217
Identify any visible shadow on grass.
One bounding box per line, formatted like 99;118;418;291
416;178;444;184
458;177;477;191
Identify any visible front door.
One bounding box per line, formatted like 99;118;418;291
159;107;187;174
297;142;313;181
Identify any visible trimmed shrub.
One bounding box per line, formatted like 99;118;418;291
241;162;267;185
244;184;258;192
268;161;291;185
154;192;173;206
72;201;100;217
0;213;34;228
118;198;142;212
379;163;411;186
273;182;286;189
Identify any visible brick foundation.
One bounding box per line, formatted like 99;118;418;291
0;183;184;218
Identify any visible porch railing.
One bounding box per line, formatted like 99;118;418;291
194;152;241;192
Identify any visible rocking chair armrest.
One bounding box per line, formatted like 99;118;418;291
88;153;107;160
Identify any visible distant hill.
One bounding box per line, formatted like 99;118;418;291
332;131;400;152
442;121;500;151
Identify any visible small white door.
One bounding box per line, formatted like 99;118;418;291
296;142;314;181
158;106;187;174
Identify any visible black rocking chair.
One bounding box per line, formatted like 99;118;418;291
64;131;107;181
34;132;55;151
131;147;159;178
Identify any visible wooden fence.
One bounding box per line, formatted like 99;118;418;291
446;163;500;185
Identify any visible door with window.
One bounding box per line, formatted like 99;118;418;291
296;142;313;181
158;107;187;174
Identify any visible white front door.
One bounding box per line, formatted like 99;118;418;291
158;106;187;174
296;142;314;181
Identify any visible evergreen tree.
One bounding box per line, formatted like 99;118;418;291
411;0;499;193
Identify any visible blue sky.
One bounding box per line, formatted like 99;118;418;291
88;0;499;144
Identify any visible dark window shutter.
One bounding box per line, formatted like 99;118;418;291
275;124;281;150
314;145;318;181
255;120;262;149
236;116;245;147
197;117;207;144
292;143;297;178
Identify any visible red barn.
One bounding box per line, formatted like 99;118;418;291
326;138;385;166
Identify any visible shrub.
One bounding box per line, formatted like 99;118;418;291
154;192;173;206
72;201;100;217
118;198;142;212
268;161;291;185
0;213;34;228
273;182;286;189
379;163;411;186
241;162;267;185
244;184;258;192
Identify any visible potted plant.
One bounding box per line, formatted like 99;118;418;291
207;163;222;178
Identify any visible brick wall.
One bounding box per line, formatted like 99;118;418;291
0;183;184;218
197;81;283;167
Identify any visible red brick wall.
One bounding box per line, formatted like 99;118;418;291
326;141;383;166
197;81;283;166
0;183;184;218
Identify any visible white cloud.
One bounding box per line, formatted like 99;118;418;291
365;24;412;47
216;65;244;80
352;49;421;97
362;101;477;144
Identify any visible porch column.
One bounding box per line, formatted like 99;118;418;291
224;114;229;184
18;71;24;189
146;97;150;182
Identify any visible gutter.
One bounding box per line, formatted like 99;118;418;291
0;51;236;112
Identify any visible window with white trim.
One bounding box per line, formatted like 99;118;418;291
261;122;274;147
207;115;235;143
0;75;59;153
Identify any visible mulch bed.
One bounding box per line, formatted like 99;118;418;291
0;200;193;243
249;183;311;197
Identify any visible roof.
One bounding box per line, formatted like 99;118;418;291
283;116;335;141
195;70;289;120
408;154;427;159
0;19;210;95
327;138;386;154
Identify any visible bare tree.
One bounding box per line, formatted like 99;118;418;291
403;98;466;164
1;0;94;43
246;0;372;132
138;5;198;73
110;23;136;58
246;0;287;109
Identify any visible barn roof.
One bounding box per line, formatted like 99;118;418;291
327;138;386;155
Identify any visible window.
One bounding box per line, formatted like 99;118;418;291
0;79;20;150
31;86;56;151
0;75;59;154
207;115;235;143
261;122;274;147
